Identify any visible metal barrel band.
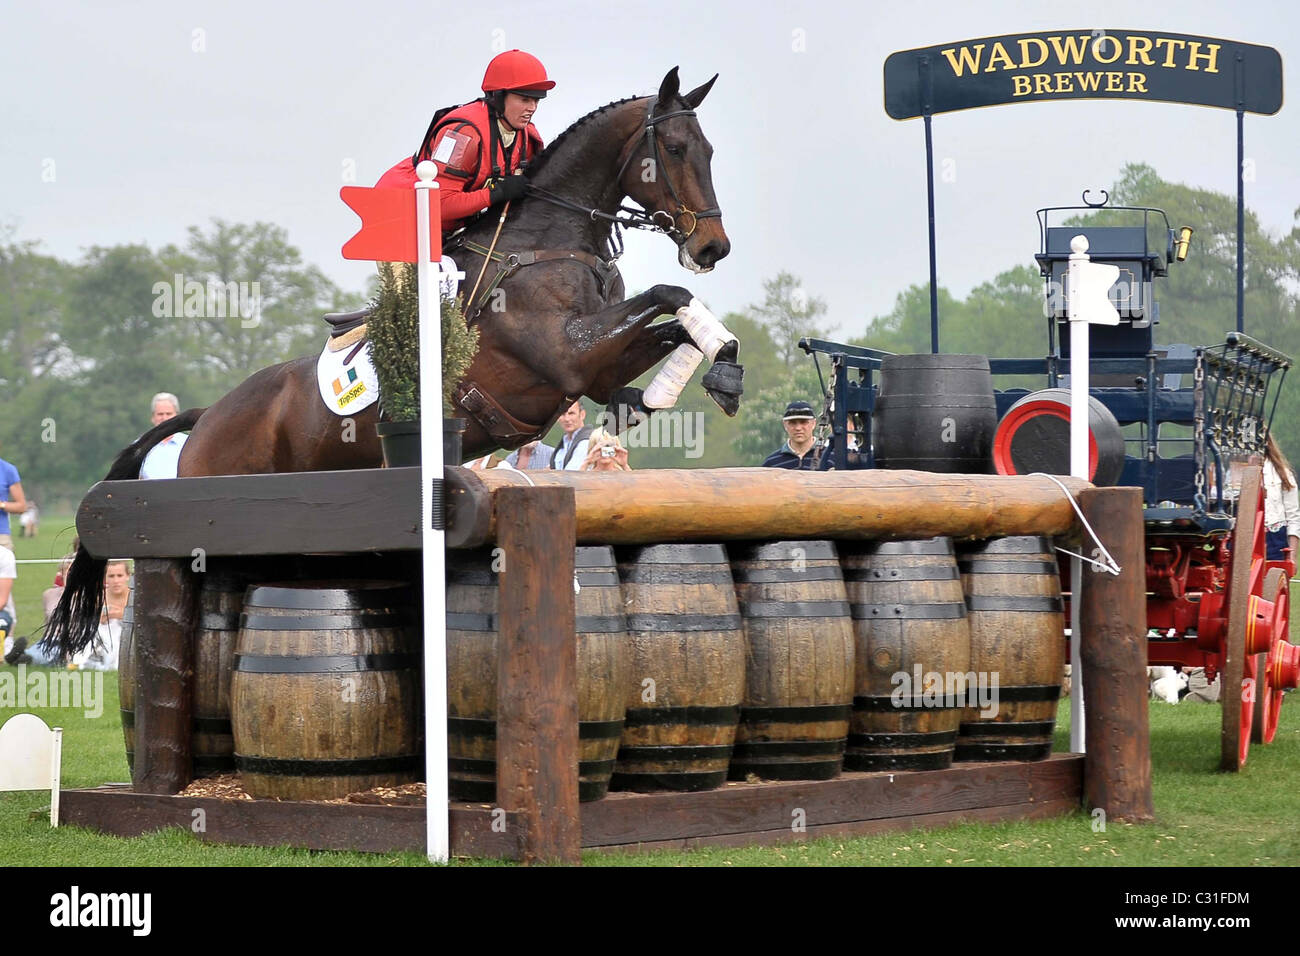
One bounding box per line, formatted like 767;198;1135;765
738;600;853;619
843;565;960;582
623;705;740;727
850;602;966;620
233;652;419;674
741;704;853;723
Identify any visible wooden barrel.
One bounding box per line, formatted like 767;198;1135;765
192;571;243;777
118;602;136;773
955;536;1065;761
445;546;630;802
993;388;1126;486
728;540;854;780
873;354;997;473
231;580;421;800
613;544;746;792
841;537;971;771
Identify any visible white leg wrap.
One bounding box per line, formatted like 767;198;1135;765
676;297;738;363
643;344;705;409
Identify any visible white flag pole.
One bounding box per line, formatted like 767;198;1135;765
1066;234;1121;754
1067;237;1090;755
414;161;449;862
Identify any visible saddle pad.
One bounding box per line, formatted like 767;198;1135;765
316;338;380;416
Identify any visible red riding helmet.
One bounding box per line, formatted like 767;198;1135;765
482;49;555;97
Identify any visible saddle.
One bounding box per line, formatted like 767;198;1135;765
322;305;373;351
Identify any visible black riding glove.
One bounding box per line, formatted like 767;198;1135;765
488;175;527;205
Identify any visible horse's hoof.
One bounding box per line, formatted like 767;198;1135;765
714;339;739;364
604;388;649;434
702;361;744;417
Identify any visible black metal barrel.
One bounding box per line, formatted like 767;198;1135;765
873;354;998;473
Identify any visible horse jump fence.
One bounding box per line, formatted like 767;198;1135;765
59;467;1149;862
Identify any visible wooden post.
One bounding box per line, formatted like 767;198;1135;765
1078;486;1154;822
132;558;198;795
495;486;581;864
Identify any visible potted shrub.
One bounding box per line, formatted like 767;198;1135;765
369;262;479;466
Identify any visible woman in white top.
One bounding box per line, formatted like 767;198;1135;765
1263;434;1300;569
71;559;131;671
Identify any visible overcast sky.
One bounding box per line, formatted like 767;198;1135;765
3;0;1295;340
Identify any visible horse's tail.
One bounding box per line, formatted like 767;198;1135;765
42;407;205;660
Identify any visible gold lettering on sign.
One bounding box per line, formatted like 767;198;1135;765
1048;34;1091;66
1092;35;1123;64
1018;37;1049;68
1126;35;1155;66
941;44;984;77
984;41;1016;72
1186;41;1221;72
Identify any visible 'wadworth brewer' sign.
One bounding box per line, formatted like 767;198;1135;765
884;30;1282;118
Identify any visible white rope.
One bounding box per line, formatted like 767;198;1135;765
1029;473;1122;576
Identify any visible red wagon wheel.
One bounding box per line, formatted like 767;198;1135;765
1221;464;1264;771
1252;568;1290;743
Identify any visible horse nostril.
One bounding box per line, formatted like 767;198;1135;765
697;239;729;266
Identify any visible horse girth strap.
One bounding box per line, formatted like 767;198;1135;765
454;382;547;447
458;240;618;319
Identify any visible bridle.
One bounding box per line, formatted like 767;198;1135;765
525;100;722;244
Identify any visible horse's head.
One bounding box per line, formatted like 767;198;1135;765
620;68;731;273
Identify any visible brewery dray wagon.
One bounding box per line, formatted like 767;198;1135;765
802;198;1297;772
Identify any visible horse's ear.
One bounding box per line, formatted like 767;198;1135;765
657;67;681;108
683;74;718;109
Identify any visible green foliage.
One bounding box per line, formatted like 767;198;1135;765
367;264;479;422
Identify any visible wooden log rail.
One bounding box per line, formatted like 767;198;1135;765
446;468;1092;547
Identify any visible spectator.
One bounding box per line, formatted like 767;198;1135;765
581;429;631;472
498;440;555;470
550;401;592;471
69;559;131;671
762;400;821;470
0;443;26;549
1263;434;1300;567
19;500;38;538
0;544;16;663
139;392;189;479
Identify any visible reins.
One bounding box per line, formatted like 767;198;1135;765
526;101;721;242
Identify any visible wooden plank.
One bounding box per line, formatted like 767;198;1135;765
133;559;196;795
77;468;421;558
59;757;1083;858
586;797;1082;854
1079;487;1155;821
580;756;1082;846
447;468;1090;547
59;789;523;858
495;487;581;864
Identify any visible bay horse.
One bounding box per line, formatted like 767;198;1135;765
46;66;740;657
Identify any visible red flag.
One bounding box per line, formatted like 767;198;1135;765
340;186;441;263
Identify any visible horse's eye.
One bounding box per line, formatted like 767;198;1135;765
665;144;683;157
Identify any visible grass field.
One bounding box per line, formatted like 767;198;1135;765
3;516;1297;866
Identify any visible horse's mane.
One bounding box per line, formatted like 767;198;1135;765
525;94;648;177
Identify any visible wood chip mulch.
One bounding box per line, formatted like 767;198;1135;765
176;774;427;806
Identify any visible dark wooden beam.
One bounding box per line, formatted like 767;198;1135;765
132;559;197;795
495;487;581;864
77;468;421;558
1078;486;1154;822
60;786;524;858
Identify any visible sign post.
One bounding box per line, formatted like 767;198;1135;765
1066;234;1120;753
341;163;449;861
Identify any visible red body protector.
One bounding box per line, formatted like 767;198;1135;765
376;100;543;239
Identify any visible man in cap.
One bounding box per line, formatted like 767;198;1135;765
762;400;820;469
